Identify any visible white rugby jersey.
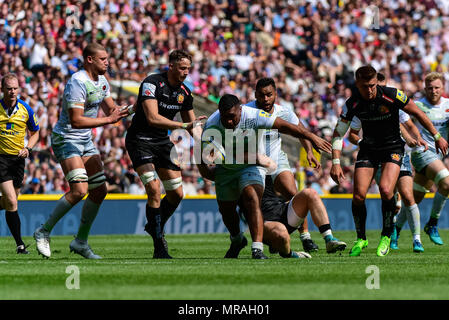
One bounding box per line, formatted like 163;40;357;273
203;105;277;170
245;100;299;163
53;70;111;140
413;97;449;154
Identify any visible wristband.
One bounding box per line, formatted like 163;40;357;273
357;139;362;145
434;132;442;141
181;123;189;129
26;146;32;153
332;158;340;165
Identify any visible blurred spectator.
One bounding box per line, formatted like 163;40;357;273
1;0;449;195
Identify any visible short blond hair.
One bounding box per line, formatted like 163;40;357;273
425;72;444;84
1;73;18;88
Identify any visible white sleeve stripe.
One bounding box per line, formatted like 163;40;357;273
68;105;85;109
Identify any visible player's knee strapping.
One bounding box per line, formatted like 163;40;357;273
140;171;156;186
162;177;182;191
413;182;429;193
286;201;305;228
88;171;106;190
65;168;88;184
434;168;449;186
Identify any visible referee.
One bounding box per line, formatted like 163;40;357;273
0;74;39;254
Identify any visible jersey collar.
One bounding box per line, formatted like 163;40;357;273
0;99;19;117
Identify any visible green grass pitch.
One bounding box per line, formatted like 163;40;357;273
1;230;449;300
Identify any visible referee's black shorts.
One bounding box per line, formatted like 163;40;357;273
125;137;181;171
0;154;25;188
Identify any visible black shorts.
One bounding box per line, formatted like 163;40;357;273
263;202;297;234
125;137;181;171
355;146;404;169
0;154;25;188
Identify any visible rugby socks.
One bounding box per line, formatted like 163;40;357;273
405;204;421;239
395;207;408;231
428;191;448;226
230;232;244;244
381;196;396;237
43;195;73;232
5;210;24;246
146;205;164;247
160;196;178;229
76;198;101;242
299;232;311;241
352;202;367;240
319;224;333;243
251;242;264;251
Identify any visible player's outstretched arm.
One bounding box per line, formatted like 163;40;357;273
272;118;332;154
143;100;206;130
69;106;128;129
403;100;448;155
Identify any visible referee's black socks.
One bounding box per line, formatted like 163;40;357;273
352;202;367;240
5;210;25;247
381;196;396;237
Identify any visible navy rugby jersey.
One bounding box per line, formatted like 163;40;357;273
341;86;410;150
127;72;193;144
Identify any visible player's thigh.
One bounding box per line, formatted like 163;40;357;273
378;162;401;197
273;170;297;200
353;167;376;200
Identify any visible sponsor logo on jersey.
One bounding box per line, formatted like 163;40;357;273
177;94;185;104
395;90;407;103
159;82;165;88
391;153;401;161
446;109;449;113
258;110;271;118
142;83;156;97
379;105;389;114
103;85;106;91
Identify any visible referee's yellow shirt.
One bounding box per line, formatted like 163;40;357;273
0;98;39;155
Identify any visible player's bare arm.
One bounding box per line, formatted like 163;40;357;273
403;100;448;155
69;104;128;129
143;99;206;130
272;118;332;154
330;118;350;184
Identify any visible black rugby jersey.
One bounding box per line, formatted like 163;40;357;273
341;86;410;150
127;72;193;143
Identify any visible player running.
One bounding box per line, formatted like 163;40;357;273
349;109;427;252
125;49;206;259
410;72;449;246
200;94;331;259
330;65;447;257
33;43;129;259
243;77;320;253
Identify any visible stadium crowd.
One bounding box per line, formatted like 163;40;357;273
1;0;449;196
